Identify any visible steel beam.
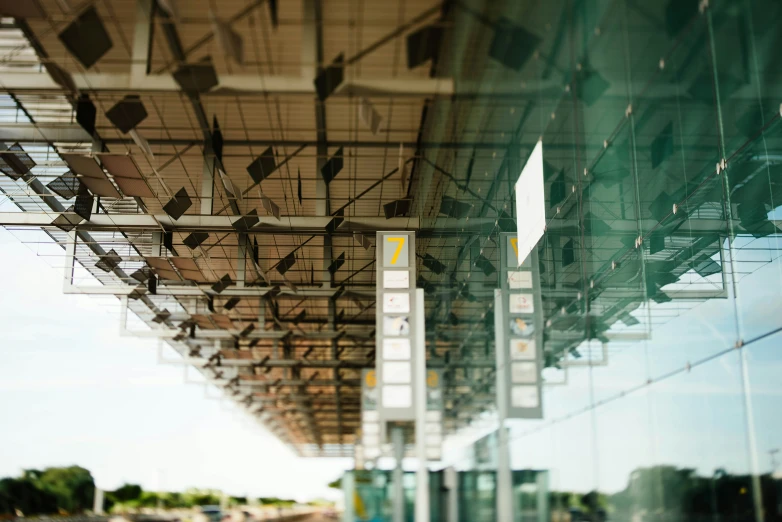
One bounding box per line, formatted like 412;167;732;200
0;212;420;231
6;70;773;100
0;124;92;143
0;71;462;97
0;212;743;237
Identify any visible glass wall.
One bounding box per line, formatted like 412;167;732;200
342;470;444;522
436;0;782;521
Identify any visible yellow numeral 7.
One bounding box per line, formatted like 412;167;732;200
510;237;519;258
387;237;406;264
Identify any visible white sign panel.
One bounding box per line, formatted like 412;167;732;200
383;271;410;289
509;293;534;314
383;361;412;383
363;422;380;434
510;338;536;360
424;423;442;435
508;271;533;289
383;292;410;313
515;140;545;266
383;338;411;360
363;434;380;447
382;384;412;408
383;315;410;336
511;385;539;408
511;362;538;384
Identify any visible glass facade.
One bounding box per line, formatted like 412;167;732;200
433;0;782;521
342;470;446;521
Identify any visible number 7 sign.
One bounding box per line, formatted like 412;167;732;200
383;235;409;267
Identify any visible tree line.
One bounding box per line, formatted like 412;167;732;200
544;466;781;522
0;466;298;516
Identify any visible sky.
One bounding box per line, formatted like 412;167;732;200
1;217;781;501
0;226;350;502
499;234;782;494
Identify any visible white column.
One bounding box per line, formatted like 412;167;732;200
93;486;104;515
494;289;513;521
444;466;459;522
414;288;429;522
392;426;405;522
342;471;355;522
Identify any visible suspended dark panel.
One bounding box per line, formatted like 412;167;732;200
440;196;471;219
74;190;94;221
572;66;610;106
328;252;346;275
320;148;344;184
183;232;209;250
488;18;540;71
0;143;36;180
105;96;148;134
406;24;443;69
561;239;575;267
211;274;234;294
383;199;411;219
173;58;219;93
650;232;666;255
665;0;699;37
247;147;277;183
651;122;675;169
95;249;122;273
314;53;344;101
76;95;97;136
422;254;445;275
474;255;496;276
276;252;296;275
232;209;260;232
162;188;193;220
58;6;113;69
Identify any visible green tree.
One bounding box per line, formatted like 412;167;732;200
0;477;58;515
27;466;95;513
110;484;143;502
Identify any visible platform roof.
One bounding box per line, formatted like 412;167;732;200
1;0;781;456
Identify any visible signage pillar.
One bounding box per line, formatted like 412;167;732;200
375;232;418;437
499;233;544;418
495;232;545;520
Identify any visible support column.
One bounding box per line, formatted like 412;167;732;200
494;288;513;522
537;471;549;522
342;471;356;522
414;288;429;522
92;486;104;515
444;467;458;522
392;426;405;522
